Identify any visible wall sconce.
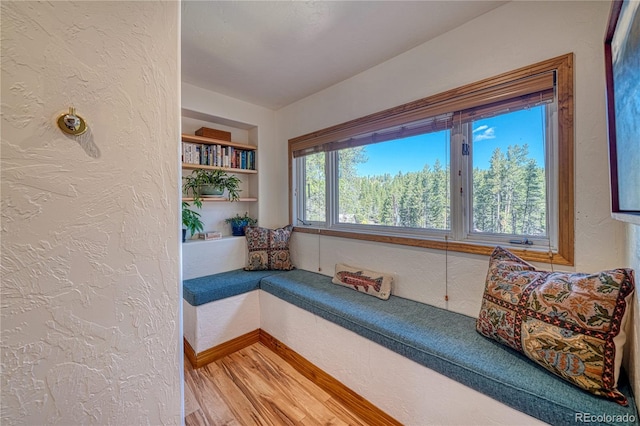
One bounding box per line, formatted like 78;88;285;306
57;107;88;136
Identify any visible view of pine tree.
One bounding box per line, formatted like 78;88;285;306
338;147;368;222
337;147;450;229
472;143;546;236
303;141;545;238
303;152;325;222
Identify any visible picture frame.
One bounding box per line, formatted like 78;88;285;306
604;0;640;219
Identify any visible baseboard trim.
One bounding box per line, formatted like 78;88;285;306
183;337;197;367
258;329;401;426
184;329;400;424
184;329;261;369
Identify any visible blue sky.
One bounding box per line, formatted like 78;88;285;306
355;107;546;176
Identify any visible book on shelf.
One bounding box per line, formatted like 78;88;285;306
199;231;222;240
181;141;255;170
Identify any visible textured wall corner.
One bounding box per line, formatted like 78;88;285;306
1;2;181;424
625;223;640;401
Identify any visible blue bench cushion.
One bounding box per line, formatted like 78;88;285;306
183;269;285;306
260;269;639;426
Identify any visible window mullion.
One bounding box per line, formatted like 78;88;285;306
461;122;473;241
297;157;305;223
326;151;338;227
449;124;465;241
546;102;559;251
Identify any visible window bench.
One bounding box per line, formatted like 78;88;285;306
183;269;639;426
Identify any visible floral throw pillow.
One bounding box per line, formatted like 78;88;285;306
244;225;294;271
477;247;635;405
332;263;393;300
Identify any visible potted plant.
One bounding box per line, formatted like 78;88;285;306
182;169;242;203
182;201;204;242
225;212;257;236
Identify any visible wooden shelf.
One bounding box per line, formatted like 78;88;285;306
182;134;256;151
182;163;257;174
183;235;244;244
183;197;258;203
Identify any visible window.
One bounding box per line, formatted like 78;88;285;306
299;152;325;224
290;54;574;265
469;107;552;243
335;129;451;231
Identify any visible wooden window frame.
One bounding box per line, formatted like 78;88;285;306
289;54;574;266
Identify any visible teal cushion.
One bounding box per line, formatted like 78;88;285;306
260;269;639;426
183;269;283;306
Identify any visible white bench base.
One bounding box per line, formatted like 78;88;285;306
183;291;259;354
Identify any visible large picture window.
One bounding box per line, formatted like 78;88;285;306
336;129;450;231
290;54;574;265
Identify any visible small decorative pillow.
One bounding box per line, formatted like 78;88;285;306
477;247;635;405
244;225;295;271
332;263;393;300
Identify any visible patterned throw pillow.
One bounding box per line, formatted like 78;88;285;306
244;225;295;271
332;263;393;300
477;247;635;405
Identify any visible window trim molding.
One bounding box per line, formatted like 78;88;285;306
289;53;574;266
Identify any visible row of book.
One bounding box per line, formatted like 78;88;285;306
182;142;256;170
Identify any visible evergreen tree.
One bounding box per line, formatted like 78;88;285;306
302;138;546;238
304;152;326;222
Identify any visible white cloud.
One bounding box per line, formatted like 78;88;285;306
473;126;496;141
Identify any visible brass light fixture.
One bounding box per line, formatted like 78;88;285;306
57;107;88;136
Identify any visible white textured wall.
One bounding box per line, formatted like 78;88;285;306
1;2;181;424
182;238;247;280
279;0;636;394
625;222;640;402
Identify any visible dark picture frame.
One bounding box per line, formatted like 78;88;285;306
604;0;640;217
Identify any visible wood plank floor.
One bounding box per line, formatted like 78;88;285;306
184;342;369;426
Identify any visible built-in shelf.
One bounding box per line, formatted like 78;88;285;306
182;197;258;203
181;163;257;174
181;126;258;253
183;235;244;245
181;134;257;151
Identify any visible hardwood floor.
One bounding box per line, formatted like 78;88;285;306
184;342;369;426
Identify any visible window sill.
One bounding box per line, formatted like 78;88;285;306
292;226;572;266
612;212;640;225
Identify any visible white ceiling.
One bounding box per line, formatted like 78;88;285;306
181;1;508;110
